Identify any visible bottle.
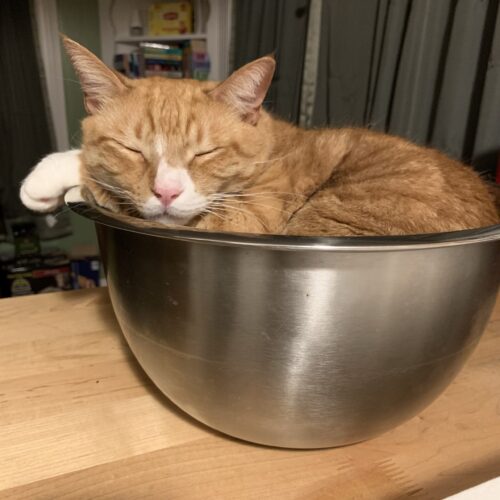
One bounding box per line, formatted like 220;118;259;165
130;9;143;37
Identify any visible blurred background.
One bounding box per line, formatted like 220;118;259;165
1;0;499;297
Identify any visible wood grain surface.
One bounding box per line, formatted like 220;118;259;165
0;288;499;499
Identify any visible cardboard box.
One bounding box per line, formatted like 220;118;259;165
1;255;72;297
71;257;101;289
149;2;193;35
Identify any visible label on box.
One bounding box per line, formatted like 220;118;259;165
149;2;193;35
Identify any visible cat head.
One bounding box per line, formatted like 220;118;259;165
63;37;276;225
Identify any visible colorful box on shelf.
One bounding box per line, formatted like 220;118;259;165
149;2;193;35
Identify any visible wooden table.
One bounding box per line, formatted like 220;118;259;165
0;289;499;499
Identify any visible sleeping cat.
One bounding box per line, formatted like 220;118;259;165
20;37;499;236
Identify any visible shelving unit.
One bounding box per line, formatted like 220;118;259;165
98;0;232;81
115;33;207;44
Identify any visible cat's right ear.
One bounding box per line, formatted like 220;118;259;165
62;35;128;114
209;55;276;125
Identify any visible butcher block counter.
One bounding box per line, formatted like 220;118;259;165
0;288;499;499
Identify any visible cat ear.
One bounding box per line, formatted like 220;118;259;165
209;55;275;125
62;35;128;114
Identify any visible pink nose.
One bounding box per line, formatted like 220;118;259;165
153;184;183;207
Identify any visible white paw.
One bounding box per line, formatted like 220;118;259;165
20;183;64;212
20;150;82;212
64;186;84;204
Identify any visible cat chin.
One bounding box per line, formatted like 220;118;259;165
142;203;199;226
140;202;201;226
151;214;193;226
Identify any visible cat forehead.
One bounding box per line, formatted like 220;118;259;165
86;82;207;132
131;77;211;100
119;79;220;125
83;78;232;144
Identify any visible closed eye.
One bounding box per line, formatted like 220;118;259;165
124;146;143;155
111;139;145;157
195;147;222;157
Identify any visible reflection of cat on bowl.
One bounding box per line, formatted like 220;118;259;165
20;37;499;237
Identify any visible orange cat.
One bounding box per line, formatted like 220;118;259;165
21;37;499;236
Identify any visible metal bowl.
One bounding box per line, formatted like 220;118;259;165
71;204;500;448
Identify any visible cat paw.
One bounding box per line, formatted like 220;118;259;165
20;181;64;212
20;150;82;212
64;186;84;204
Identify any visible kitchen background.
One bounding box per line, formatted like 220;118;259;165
1;0;499;297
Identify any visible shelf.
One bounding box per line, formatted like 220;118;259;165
115;33;207;44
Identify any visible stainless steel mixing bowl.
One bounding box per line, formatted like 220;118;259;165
72;204;500;448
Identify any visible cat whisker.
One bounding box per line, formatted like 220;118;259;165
211;192;299;216
217;195;303;206
227;190;306;198
83;176;138;206
83;175;134;197
212;191;306;203
52;203;85;219
208;200;269;229
70;130;82;145
213;198;294;217
235;200;294;216
200;207;226;221
63;78;85;86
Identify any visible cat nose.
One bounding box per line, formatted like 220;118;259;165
153;184;183;207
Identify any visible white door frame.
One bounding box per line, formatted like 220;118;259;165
206;0;233;80
33;0;69;151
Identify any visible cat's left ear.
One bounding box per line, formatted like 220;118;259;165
209;55;275;125
62;35;128;114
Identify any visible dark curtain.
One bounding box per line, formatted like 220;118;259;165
232;0;310;123
312;0;500;177
0;0;53;217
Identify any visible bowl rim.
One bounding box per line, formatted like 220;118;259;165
69;203;500;252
